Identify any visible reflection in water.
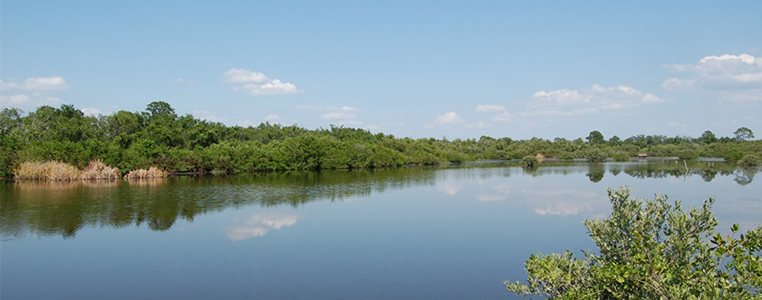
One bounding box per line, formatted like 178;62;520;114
734;167;758;186
226;214;300;241
522;189;604;216
1;168;435;238
1;161;759;238
586;164;605;183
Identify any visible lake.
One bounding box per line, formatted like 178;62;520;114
1;161;760;300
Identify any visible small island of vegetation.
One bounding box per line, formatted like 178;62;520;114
1;102;760;180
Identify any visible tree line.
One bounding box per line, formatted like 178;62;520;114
1;102;760;177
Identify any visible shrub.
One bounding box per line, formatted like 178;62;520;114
738;153;761;167
14;161;81;181
522;155;539;168
612;152;630;162
123;167;168;179
506;187;762;299
585;148;607;162
80;159;121;180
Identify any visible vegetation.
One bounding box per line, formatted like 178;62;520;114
1;103;760;178
522;155;539;168
738;154;761;168
14;160;121;181
124;167;168;179
506;187;762;299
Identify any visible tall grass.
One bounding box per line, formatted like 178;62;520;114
15;161;81;181
123;167;168;180
15;160;121;181
80;160;121;180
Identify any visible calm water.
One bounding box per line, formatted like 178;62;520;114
2;161;760;300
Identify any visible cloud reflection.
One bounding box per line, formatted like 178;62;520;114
522;189;606;216
226;214;300;241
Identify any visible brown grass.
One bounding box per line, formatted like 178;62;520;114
15;160;121;181
123;167;168;180
15;161;81;181
80;160;121;180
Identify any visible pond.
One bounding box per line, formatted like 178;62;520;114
1;161;760;299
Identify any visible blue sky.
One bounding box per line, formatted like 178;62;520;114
1;1;761;140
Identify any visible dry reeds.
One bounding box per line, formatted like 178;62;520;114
15;161;82;181
123;167;168;180
80;160;121;180
15;160;121;181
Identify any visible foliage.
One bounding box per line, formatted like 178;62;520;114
2;103;760;177
735;127;755;141
522;155;539;168
612;152;631;162
124;167;168;179
738;154;761;167
506;187;762;299
587;130;605;145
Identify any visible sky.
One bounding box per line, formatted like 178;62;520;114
1;1;761;140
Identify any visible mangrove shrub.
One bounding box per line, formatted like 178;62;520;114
506;187;762;299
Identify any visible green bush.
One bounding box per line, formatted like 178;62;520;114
506;187;762;299
738;154;761;167
522;155;539;168
612;152;630;162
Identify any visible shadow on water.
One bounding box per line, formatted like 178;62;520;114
1;161;757;238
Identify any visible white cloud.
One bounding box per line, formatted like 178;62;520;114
224;68;268;83
295;105;362;112
0;77;68;91
264;114;280;122
0;76;69;109
435;111;462;124
663;53;762;102
523;84;661;117
194;110;226;123
225;68;301;96
321;112;356;120
172;78;197;86
226;214;299;241
81;107;102;116
364;124;381;131
337;119;364;127
247;79;300;95
0;94;31;107
0;94;63;109
493;111;512;122
238;119;254;127
464;121;491;129
339;106;360;112
475;104;505;112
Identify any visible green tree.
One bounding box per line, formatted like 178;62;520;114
586;130;604;145
734;127;755;141
700;130;717;144
506;187;762;299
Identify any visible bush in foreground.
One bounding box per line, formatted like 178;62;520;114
506;187;762;299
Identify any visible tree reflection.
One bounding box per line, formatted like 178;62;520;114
0;168;435;238
1;161;757;238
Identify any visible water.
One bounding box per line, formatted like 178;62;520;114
1;161;760;299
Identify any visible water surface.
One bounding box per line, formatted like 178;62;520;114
2;161;760;299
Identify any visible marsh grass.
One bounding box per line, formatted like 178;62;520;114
124;167;168;180
15;161;82;181
80;160;121;180
15;160;121;181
